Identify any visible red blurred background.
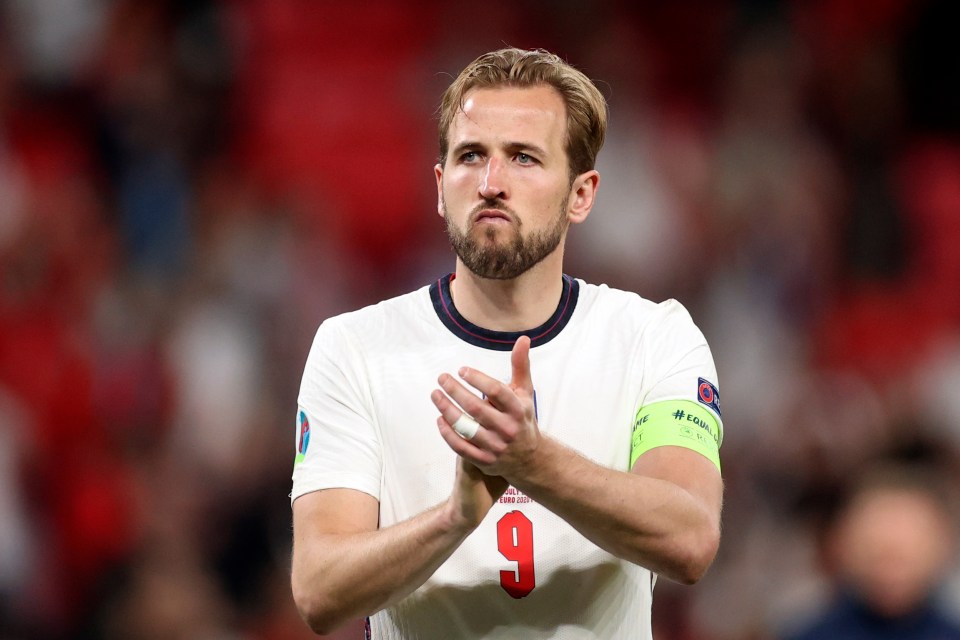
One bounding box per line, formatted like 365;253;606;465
1;1;959;638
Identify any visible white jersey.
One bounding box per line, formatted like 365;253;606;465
292;274;722;640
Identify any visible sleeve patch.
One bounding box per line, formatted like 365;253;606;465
697;377;721;417
294;409;311;466
631;400;721;472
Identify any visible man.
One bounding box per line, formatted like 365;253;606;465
291;48;724;639
782;465;960;640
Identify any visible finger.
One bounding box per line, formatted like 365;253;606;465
451;413;480;439
431;385;494;446
430;387;474;428
438;372;513;425
454;367;524;416
510;335;533;394
436;415;497;467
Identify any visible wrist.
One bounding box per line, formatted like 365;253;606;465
439;496;481;536
504;436;563;491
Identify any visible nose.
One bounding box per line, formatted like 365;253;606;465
479;156;506;200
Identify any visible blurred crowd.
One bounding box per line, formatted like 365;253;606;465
1;1;959;639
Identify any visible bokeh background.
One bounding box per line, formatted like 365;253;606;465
2;0;960;638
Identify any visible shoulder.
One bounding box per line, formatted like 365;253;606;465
304;285;434;368
780;609;853;640
315;285;432;342
575;280;701;336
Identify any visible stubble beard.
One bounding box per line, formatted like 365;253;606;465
443;197;570;280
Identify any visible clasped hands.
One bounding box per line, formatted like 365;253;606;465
430;335;540;482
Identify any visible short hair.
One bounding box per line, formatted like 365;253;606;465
438;48;608;179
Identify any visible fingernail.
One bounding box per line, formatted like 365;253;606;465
458;367;468;378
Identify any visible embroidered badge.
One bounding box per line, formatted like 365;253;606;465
697;378;721;417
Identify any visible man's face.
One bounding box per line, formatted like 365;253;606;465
835;488;952;618
435;85;577;280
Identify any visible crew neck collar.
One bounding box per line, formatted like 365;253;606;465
429;273;579;351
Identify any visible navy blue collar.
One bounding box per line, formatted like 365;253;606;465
429;273;579;351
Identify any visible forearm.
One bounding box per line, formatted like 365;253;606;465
506;438;722;584
292;501;470;634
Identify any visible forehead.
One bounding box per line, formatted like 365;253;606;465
449;85;567;150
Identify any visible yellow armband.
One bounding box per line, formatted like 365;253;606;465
630;400;721;472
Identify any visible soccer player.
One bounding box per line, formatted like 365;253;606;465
291;47;724;639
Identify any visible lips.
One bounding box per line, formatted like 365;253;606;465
474;208;511;222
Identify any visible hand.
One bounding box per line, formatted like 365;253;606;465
446;457;509;530
431;336;540;481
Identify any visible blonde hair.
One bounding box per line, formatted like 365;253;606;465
438;48;608;178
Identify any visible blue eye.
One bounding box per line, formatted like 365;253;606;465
516;153;534;164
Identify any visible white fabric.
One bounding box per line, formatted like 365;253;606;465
293;279;721;639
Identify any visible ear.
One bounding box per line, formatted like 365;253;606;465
567;170;600;225
434;164;445;218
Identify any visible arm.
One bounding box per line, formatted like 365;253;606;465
431;336;723;585
291;460;507;635
507;439;721;583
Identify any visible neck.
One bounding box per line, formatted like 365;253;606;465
450;253;565;332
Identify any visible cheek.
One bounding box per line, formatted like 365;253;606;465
440;171;472;201
438;179;471;221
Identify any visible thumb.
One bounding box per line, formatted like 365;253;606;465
510;335;533;393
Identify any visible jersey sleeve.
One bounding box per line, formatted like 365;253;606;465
291;317;382;505
631;299;723;465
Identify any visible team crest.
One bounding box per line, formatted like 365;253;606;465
697;378;721;417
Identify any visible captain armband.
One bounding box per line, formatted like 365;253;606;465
630;400;722;472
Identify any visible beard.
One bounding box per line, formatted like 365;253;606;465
444;197;569;280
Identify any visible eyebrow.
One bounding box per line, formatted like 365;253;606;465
506;141;549;157
451;141;550;157
451;141;483;156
